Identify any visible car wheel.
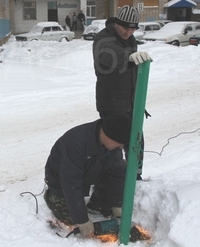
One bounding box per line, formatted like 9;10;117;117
60;37;69;42
171;40;180;46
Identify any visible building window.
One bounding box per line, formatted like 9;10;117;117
87;1;96;17
118;0;133;6
144;0;159;6
23;1;36;20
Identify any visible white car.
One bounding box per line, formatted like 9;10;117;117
154;20;172;27
15;22;74;42
82;19;106;40
143;21;200;46
134;22;161;41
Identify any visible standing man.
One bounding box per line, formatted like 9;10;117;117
71;12;77;31
92;5;152;181
44;114;132;238
65;15;71;30
78;10;85;31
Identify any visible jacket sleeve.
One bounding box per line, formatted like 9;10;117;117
93;37;128;70
59;137;89;224
93;34;137;72
103;149;127;207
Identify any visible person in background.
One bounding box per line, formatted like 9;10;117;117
44;113;132;238
92;5;152;183
78;10;85;31
65;15;71;30
71;12;77;31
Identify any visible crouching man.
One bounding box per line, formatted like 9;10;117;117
44;113;132;238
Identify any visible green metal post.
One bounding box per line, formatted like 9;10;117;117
119;61;151;245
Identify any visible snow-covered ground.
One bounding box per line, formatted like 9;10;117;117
0;37;200;247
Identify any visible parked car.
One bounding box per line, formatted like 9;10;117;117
143;21;200;46
189;36;200;46
82;19;106;40
154;20;172;27
15;22;74;42
134;22;161;41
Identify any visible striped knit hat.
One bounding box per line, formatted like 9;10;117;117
115;5;139;29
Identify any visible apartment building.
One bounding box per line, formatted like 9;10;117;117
0;0;15;45
97;0;200;22
1;0;200;45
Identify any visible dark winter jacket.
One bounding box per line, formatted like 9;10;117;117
78;12;85;22
93;17;138;114
65;16;70;26
45;119;126;224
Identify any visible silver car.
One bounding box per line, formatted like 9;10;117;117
82;19;106;41
143;21;200;46
154;20;172;27
15;22;74;42
134;22;161;41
